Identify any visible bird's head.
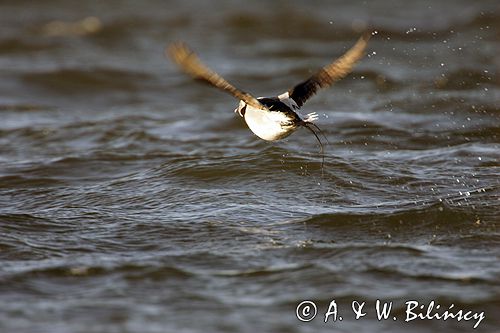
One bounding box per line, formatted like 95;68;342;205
234;100;247;117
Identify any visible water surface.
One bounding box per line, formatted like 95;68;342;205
0;1;499;332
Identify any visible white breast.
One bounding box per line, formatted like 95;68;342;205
243;105;295;141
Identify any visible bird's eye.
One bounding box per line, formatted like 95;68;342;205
240;105;246;116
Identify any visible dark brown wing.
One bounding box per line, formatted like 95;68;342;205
288;32;371;108
167;42;266;110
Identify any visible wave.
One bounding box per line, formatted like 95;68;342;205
21;67;153;94
0;38;56;54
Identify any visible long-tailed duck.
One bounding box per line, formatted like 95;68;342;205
168;32;371;159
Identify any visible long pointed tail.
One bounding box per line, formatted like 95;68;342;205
301;121;329;174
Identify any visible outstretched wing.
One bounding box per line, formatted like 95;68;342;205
287;32;371;108
167;42;267;110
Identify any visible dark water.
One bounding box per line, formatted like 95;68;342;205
1;0;499;332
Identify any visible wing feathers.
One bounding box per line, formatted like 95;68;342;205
167;42;266;110
288;32;372;108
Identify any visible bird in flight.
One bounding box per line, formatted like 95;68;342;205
167;32;371;158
